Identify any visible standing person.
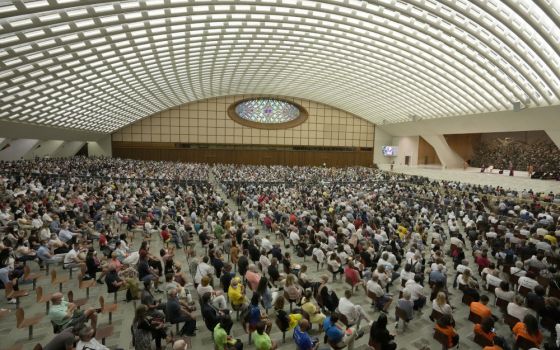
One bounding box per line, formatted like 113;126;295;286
509;161;514;176
369;313;396;350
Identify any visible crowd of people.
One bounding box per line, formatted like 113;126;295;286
471;139;560;175
0;157;559;350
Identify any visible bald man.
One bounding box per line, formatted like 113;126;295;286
173;339;188;350
48;292;98;331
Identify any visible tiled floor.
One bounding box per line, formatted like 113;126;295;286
2;175;553;350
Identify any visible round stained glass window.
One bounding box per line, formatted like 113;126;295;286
228;98;308;129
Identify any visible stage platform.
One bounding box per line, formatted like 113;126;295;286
378;164;559;195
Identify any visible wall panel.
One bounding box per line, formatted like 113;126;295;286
112;142;373;167
112;95;375;149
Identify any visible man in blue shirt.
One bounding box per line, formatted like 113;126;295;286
293;319;318;350
323;313;362;348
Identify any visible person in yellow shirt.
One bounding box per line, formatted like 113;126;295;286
228;277;248;310
544;233;557;246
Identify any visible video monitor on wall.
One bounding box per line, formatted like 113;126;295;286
382;146;398;157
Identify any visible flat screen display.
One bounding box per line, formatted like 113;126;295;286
382;146;398;156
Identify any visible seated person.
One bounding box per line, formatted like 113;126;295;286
246;294;272;334
293;319;319;350
213;314;243;350
253;321;278;350
482;336;508;350
228;277;248;311
343;260;366;293
470;295;494;320
495;281;515;302
301;289;326;327
367;274;393;312
474;317;496;343
245;264;261;292
166;288;196;336
338;289;372;328
197;275;227;310
526;285;546;313
323;313;362;349
274;296;302;331
512;314;543;348
404;274;426;310
369;313;396;350
49;292;97;331
395;290;414;327
76;325;108;350
435;314;459;348
507;295;529;321
201;292;232;333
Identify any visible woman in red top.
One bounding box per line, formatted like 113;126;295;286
512;314;543;347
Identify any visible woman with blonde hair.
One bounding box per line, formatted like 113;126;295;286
301;289;326;327
196;275;227;310
284;273;302;304
432;292;453;317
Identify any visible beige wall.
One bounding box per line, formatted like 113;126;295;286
112;95;374;148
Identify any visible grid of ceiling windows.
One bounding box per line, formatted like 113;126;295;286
0;0;558;132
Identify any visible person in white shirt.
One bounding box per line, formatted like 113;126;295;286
366;275;393;312
76;326;109;350
260;235;273;253
432;292;452;316
485;270;503;289
312;246;325;264
507;295;529;321
517;274;539;292
194;256;215;285
58;224;80;244
259;250;271;274
404;275;426;310
289;230;300;246
63;242;85;269
338;289;372;329
510;261;527;278
495;281;515;302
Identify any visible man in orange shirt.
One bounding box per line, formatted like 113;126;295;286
470;295;494;320
483;336;507;350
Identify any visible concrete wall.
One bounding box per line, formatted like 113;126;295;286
373;127;394;165
53;141;85;158
88;135;112;157
0;139;39;161
23;140;64;159
392;136;419;166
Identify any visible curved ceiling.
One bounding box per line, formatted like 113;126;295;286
0;0;559;133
